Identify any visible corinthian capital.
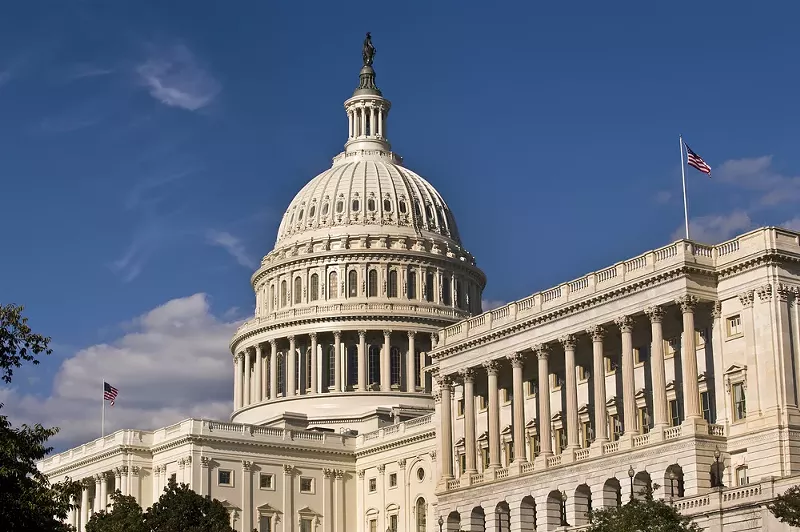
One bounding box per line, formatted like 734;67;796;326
534;343;550;360
676;295;699;313
507;352;525;368
645;305;665;323
614;315;634;333
460;367;476;382
586;325;605;341
559;334;576;350
483;359;501;375
738;290;754;308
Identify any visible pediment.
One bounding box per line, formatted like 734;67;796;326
218;500;241;511
724;364;747;375
551;411;563;422
257;503;280;515
634;388;646;399
454;437;465;447
698;372;708;383
297;506;319;516
665;380;676;392
578;404;590;415
501;424;512;435
386;503;400;512
477;431;489;442
525;419;536;429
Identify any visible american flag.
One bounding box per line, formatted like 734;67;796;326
103;381;119;406
685;143;711;176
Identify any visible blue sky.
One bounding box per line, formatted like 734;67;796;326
2;2;798;449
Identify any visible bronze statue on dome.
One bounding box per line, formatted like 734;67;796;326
363;32;376;67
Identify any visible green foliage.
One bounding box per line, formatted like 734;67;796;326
87;479;234;532
587;495;701;532
0;303;81;531
768;484;800;526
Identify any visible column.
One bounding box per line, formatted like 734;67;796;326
678;295;702;420
407;331;416;392
509;353;528;464
243;349;252;407
348;110;353;138
360;105;366;137
99;472;108;512
234;354;242;410
536;344;553;457
310;333;318;395
588;325;608;444
287;335;296;397
255;344;263;403
242;461;253;531
381;330;392;391
646;306;669;429
283;465;294;532
269;340;278;400
377;107;383;137
333;331;342;392
93;475;101;514
68;497;76;529
378;464;386;531
200;457;210;497
485;360;501;469
80;479;91;532
358;330;367;391
438;375;454;484
419;352;426;392
130;466;141;503
120;466;129;496
561;335;580;449
323;469;333;532
370;106;377;137
334;470;345;532
616;316;638;435
462;369;477;474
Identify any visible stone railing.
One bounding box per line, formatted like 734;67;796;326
39;429;154;472
356;413;435;446
437;227;800;348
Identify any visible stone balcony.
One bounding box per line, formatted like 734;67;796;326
356;413;435;449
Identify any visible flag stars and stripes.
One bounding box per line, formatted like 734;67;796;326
103;381;119;406
685;144;711;176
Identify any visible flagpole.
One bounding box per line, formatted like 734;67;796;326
679;135;690;239
101;379;105;438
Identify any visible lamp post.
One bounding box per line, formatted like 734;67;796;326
714;445;724;488
669;470;677;502
438;515;444;532
560;490;569;526
628;465;635;501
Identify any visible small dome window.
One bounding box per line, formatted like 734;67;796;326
399;200;407;214
383;199;392;212
309;205;316;218
368;198;376;211
414;201;422;217
289;212;295;225
425;205;433;219
322;203;329;216
336;200;344;213
352;199;360;211
298;209;304;221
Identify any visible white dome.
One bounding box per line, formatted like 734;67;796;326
275;157;462;248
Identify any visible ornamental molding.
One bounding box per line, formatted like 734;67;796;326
148;434;355;458
42;445;151;478
354;429;436;459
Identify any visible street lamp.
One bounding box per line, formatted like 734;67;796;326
714;445;724;488
438;515;444;532
669;470;677;501
628;465;635;501
560;490;569;526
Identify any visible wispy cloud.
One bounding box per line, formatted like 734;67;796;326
136;44;220;111
672;210;753;244
62;63;115;82
206;230;256;269
481;299;508;311
125;167;198;210
715;155;800;208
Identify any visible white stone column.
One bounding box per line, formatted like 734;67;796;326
242;461;253;531
323;469;333;532
378;107;384;137
588;325;608;444
407;331;416;392
255;343;263;403
370;106;377;137
93;475;101;514
509;352;528;464
287;335;296;397
381;330;392;390
646;306;669;429
282;465;294;532
309;333;318;395
334;470;345;532
462;368;477;474
68;497;77;528
535;344;553;458
358;330;367;391
485;360;501;469
234;353;242;410
437;375;454;485
243;349;252;407
360;105;366;137
269;340;278;400
333;331;342;392
678;295;702;420
99;472;108;512
121;466;129;496
419;351;427;392
616;315;638;435
561;335;580;449
200;457;210;498
348;110;353;138
130;466;141;503
711;301;727;424
80;479;91;532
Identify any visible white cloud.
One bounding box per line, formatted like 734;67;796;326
207;230;257;269
715;155;800;207
672;210;752;244
136;44;220;111
781;218;800;232
481;299;508;311
0;294;238;451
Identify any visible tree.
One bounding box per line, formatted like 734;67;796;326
85;492;147;532
145;478;235;532
768;484;800;526
587;491;701;532
0;303;81;531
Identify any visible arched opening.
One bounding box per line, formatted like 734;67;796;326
455;278;463;309
269;284;275;312
602;477;622;508
415;498;426;532
468;506;485;532
309;274;319;301
304;347;311;393
328;271;338;299
574;484;592;526
294;277;302;304
390;347;401;387
633;471;652;500
425;271;434;302
347;345;358;389
495;501;510;532
518;496;536;531
665;464;685;498
407;269;416;299
276;354;285;397
445;511;460;532
546;490;566;529
442;276;452;305
326;346;336;390
388;270;398;298
348;270;358;297
368;345;381;388
368;269;378;297
280;280;287;308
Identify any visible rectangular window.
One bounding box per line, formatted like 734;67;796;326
669;399;681;427
695;329;706;348
727;314;742;337
550;374;563;390
481;447;490;469
577;366;588;382
390;349;401;386
218;470;232;487
638;406;650;434
456;398;464;417
530;434;540;458
389;514;398;532
581;421;592;448
262;518;273;532
300;519;313;532
299;477;314;494
733;383;747;421
170;472;177;483
425;272;434;302
478;395;487;411
701;391;712;423
369;519;377;532
501;388;511;404
554;428;564;453
609;414;621;442
368;478;377;492
327;348;336;389
259;473;274;490
389;473;397;488
736;466;749;486
634;347;647;365
504;441;514;465
459;454;466;474
604;357;615;374
525;379;536;396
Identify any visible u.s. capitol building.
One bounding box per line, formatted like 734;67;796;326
40;39;800;532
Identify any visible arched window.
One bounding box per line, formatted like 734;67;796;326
455;279;463;309
425;272;434;302
328;271;338;299
336;199;344;213
368;270;378;297
277;354;285;396
390;347;401;386
294;277;302;304
310;274;319;301
383;199;392;212
270;284;275;312
407;269;417;299
305;347;312;393
309;204;316;218
415;498;427;532
368;198;376;211
347;345;358;388
327;346;336;390
442;276;452;305
298;208;304;221
322;202;329;216
388;270;398;298
280;280;287;307
348;270;358;297
368;345;381;387
352;198;360;212
399;199;407;214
